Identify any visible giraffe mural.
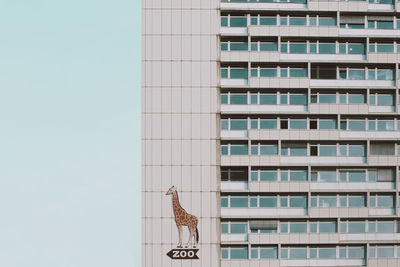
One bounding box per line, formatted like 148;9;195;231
166;186;199;248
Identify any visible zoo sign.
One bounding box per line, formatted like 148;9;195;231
166;249;199;260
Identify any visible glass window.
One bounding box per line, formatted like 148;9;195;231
377;44;394;53
290;68;307;77
230;120;247;130
230;145;248;155
348;246;364;258
377;94;393;106
260;171;277;181
319;119;336;129
377;221;394;233
290;94;307;105
348;195;365;207
348;69;365;80
378;120;394;131
349;94;365;104
221;94;228;104
377;21;393;29
221;145;228;155
290;222;307;233
319;17;336;26
377;246;394;258
230;196;248;207
230;94;247;104
348;171;365;182
319;94;336;103
377;69;393;80
230;42;248;51
319;196;337;207
320;145;337;156
377;195;393;207
290;147;307;156
319;43;336;54
230;247;248;259
221;120;229;130
221;17;228;27
230;68;248;79
289;17;306;26
290;248;307;259
221;196;228;207
260;94;277;104
260;17;277;26
230;17;247;27
290;170;307;181
251;42;258;51
348;145;365;156
260;42;277;51
348;120;365;131
348;222;365;233
348;43;365;54
260;119;277;129
320;222;336;233
290;43;307;54
221;223;229;233
260;68;277;77
290;119;307;129
319;171;336;182
260;145;278;155
319;248;336;259
260;247;277;259
290;196;307;208
231;222;248;234
259;196;277;207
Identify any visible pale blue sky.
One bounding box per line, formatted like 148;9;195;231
0;1;141;266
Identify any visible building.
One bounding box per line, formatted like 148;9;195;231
142;0;400;266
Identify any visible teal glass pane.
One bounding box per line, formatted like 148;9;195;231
251;43;258;51
340;222;346;233
347;43;364;54
250;17;258;26
319;196;337;207
260;247;277;259
311;95;317;103
310;222;317;232
280;196;288;207
311;196;317;207
230;42;248;51
348;120;365;131
260;42;277;51
281;43;288;53
230;197;248;207
290;94;307;105
290;170;307;181
369;247;376;258
290;68;307;77
341;121;348;130
370;196;376;207
290;43;307;53
319;43;336;54
368;171;376;182
290;120;307;129
251;171;258;181
251;68;258;77
348;196;365;207
251;248;258;259
251;120;258;129
310;17;317;26
260;94;277;104
339;247;346;258
221;223;229;233
280;170;288;181
320;171;336;182
231;223;248;233
310;43;317;53
230;247;248;259
348;171;365;182
221;248;229;259
230;120;247;130
349;94;365;104
221;120;229;130
221;17;228;27
230;68;248;79
348;24;364;29
377;221;394;233
339;145;347;156
290;196;307;208
377;195;393;207
260;120;277;129
368;69;376;80
339;171;347;182
259;196;277;207
319;119;336;129
289;17;306;26
290;222;307;233
348;145;365;156
291;147;307;156
339;43;346;54
340;196;347;207
377;94;393;105
290;248;307;259
281;94;288;104
369;44;376;52
260;145;278;155
320;146;337;156
251;146;258;155
377;121;394;131
280;17;288;26
311;172;317;181
250;94;257;104
221;68;228;78
260;17;277;25
280;223;288;233
340;95;346;104
319;94;336;103
319;17;336;26
281;147;288;156
280;68;288;77
377;69;393;80
319;222;336;233
221;94;228;104
221;145;228;155
260;171;277;181
281;248;288;259
221;43;228;51
250;197;257;207
221;196;228;207
368;21;375;28
348;247;364;259
339;70;347;79
230;17;247;27
377;44;394;53
230;94;247;104
348;69;365;80
377;21;393;29
260;68;277;77
377;246;394;258
319;248;336;259
370;95;376;105
230;145;248;155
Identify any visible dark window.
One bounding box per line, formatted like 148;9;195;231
281;120;288;129
310;120;317;129
310;146;318;156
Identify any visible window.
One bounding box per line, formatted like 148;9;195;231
259;16;277;26
230;94;247;104
339;246;365;259
221;67;248;79
319;43;336;54
230;17;248;27
347;120;366;131
369;221;395;233
259;94;277;104
222;246;248;259
370;194;394;208
251;246;277;259
260;119;277;129
289;119;307;129
288;42;307;54
369;246;395;258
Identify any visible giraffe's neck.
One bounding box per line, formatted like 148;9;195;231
172;191;183;215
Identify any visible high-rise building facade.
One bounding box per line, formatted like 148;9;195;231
142;0;400;266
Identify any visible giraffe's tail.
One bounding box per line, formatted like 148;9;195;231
195;227;199;244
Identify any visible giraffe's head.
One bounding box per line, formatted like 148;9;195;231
166;185;177;195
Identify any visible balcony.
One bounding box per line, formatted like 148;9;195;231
248;181;310;193
280;53;365;62
309;104;369;114
310;79;395;88
310;182;394;191
220;26;247;35
248;77;309;88
221;233;247;242
221;78;248;87
339;28;400;37
220;1;307;11
340;131;400;139
221;207;307;218
367;155;399;166
248;25;339;37
221;260;280;267
308;0;368;12
368;52;400;64
280;156;366;165
249;233;339;244
280;259;364;267
340;233;400;242
309;207;369;218
220;104;307;114
221;181;248;191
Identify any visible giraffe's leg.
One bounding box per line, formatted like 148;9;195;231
177;225;183;248
186;226;193;248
